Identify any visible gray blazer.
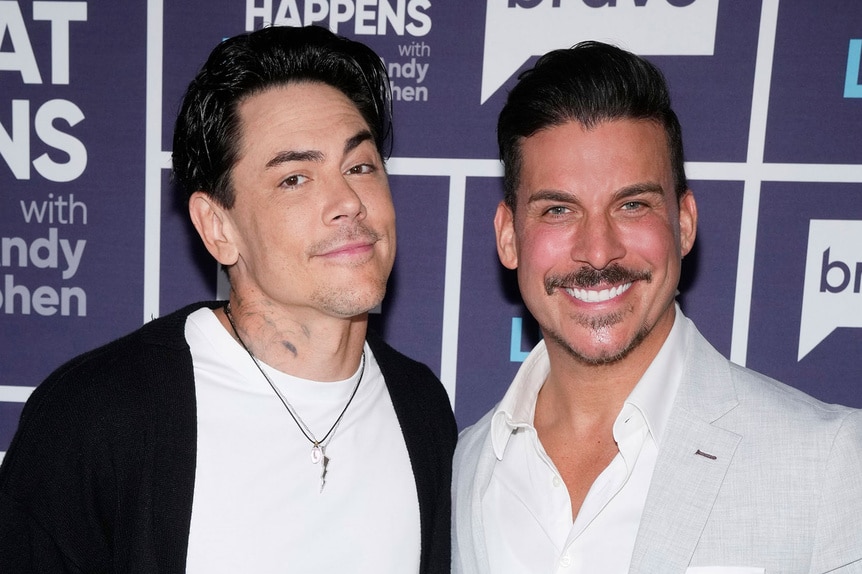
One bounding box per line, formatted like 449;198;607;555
452;323;862;573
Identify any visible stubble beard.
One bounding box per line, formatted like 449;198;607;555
308;224;392;318
542;263;653;366
545;312;652;366
313;276;388;318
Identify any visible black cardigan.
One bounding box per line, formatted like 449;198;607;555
0;302;457;573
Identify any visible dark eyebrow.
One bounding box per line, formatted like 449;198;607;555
344;130;374;155
614;182;665;200
527;182;666;206
527;190;576;205
265;149;324;169
264;130;374;170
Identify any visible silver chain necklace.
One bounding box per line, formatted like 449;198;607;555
224;303;365;493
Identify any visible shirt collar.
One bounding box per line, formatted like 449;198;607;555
490;338;550;459
621;304;690;447
489;304;691;460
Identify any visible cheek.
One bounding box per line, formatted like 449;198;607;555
619;217;680;261
514;227;574;302
360;176;394;210
518;225;574;271
249;213;306;262
365;193;395;226
379;201;397;228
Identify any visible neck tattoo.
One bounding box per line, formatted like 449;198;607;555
224;302;365;493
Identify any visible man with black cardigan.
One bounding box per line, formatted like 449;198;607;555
0;26;456;573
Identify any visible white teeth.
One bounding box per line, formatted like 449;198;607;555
565;282;632;303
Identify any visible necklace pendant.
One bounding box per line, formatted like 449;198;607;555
311;444;324;464
319;453;329;494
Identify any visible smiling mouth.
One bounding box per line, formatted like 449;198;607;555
565;282;632;303
546;264;650;299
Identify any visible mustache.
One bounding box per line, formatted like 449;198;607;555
544;264;651;295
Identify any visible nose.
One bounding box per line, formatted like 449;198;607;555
325;176;366;224
571;213;625;270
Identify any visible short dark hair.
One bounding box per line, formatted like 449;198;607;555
172;25;392;208
497;40;687;209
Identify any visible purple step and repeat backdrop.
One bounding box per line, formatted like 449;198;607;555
2;0;862;459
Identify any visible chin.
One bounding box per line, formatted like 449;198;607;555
317;285;387;318
549;324;650;367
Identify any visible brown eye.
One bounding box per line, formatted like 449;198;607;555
281;174;308;188
346;164;374;175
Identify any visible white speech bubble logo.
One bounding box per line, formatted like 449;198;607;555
481;0;719;104
798;220;862;361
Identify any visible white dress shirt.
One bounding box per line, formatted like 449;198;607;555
482;308;690;573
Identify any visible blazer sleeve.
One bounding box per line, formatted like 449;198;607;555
809;408;862;573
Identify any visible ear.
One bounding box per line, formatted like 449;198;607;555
678;189;697;257
188;191;239;266
494;201;519;270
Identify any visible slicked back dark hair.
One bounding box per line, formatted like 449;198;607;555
497;40;687;209
172;25;392;208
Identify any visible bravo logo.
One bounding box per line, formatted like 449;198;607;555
481;0;719;103
798;220;862;361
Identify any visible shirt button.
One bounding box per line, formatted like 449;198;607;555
559;554;572;568
552;476;562;487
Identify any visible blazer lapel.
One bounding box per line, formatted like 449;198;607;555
629;326;742;574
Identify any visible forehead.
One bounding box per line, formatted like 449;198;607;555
235;82;369;153
517;119;673;198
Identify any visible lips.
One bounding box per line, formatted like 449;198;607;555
310;226;382;258
320;240;375;257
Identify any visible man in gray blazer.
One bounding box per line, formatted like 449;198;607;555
452;41;862;573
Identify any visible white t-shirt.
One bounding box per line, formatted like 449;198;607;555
183;308;420;573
